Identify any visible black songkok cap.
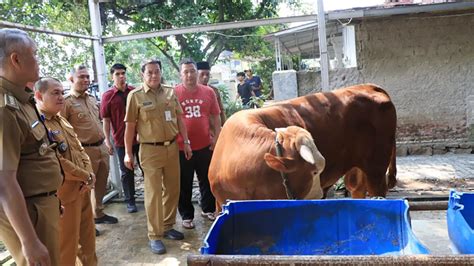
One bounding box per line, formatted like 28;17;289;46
196;61;210;70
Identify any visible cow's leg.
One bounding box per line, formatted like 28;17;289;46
344;167;367;198
361;163;390;197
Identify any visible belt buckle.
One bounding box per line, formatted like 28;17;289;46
163;141;170;146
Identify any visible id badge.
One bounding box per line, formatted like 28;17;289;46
165;110;172;121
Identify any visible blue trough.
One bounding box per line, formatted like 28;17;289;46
201;199;429;256
448;189;474;254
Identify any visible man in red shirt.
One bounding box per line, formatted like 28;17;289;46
100;63;140;213
175;58;221;229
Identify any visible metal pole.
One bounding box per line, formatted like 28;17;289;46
88;0;107;94
0;20;98;40
88;0;122;201
316;0;329;91
275;38;282;71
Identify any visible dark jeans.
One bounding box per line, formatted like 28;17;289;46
116;144;140;204
178;146;216;220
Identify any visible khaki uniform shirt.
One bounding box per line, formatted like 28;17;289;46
61;90;104;144
41;112;93;203
125;83;183;142
0;77;62;197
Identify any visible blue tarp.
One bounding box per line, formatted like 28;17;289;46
448;189;474;254
202;199;429;255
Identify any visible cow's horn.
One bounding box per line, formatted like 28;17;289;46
299;145;315;164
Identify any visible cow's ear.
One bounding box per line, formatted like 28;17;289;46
264;153;297;173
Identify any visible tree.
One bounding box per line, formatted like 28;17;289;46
0;0;92;79
100;0;296;72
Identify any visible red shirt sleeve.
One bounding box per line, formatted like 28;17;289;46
100;90;111;119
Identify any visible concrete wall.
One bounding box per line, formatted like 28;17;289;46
296;13;474;142
273;70;298;101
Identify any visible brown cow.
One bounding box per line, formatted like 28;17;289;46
209;84;397;211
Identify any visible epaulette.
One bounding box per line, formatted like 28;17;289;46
129;87;144;95
64;94;73;99
3;93;19;110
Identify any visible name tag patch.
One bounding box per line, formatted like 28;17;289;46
143;101;153;107
165;110;172;121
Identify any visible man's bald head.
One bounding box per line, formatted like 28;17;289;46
0;28;34;67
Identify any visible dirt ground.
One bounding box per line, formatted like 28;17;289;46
95;202;212;265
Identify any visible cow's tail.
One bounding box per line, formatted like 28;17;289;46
387;142;397;189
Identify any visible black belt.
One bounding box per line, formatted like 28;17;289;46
25;190;57;199
142;138;175;146
81;139;104;147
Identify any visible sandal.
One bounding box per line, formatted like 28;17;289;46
182;219;195;229
201;212;216;221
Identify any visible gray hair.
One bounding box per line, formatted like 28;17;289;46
0;28;34;66
70;65;88;77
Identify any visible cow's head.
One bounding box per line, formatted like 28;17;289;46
263;126;325;199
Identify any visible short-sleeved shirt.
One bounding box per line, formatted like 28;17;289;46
246;76;262;97
174;84;220;151
61;90;104;145
100;85;136;147
124;83;183;143
42;111;93;203
0;77;62;197
237;82;253;106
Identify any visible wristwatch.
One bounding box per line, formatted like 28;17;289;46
184;139;191;145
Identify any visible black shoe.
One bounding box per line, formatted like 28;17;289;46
149;240;166;254
95;214;118;224
127;203;138;213
95;229;100;236
163;229;184;240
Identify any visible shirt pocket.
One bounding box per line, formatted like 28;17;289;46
31;124;46;142
69;106;86;123
140;103;159;121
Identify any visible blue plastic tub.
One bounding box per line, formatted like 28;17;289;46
201;199;429;255
448;190;474;254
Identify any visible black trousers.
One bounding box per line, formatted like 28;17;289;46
116;144;140;204
178;146;216;220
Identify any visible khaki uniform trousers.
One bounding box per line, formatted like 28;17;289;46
84;144;109;218
0;196;60;266
139;142;180;240
59;191;97;266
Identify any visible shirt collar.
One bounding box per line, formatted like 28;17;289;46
70;89;88;98
113;84;130;93
143;83;162;94
37;106;59;121
0;77;33;104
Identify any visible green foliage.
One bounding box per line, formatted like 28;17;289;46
0;0;304;86
100;0;293;71
0;0;91;79
216;84;243;118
